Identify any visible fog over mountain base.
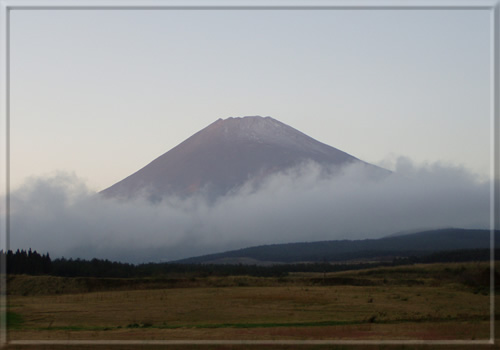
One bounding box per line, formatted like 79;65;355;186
8;157;491;263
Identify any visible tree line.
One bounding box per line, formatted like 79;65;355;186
0;248;496;279
0;249;52;275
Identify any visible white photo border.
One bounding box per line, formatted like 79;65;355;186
0;0;498;346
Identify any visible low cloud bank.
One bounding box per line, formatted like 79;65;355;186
7;157;491;263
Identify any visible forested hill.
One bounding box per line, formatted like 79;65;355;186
2;229;498;278
2;247;498;279
176;229;500;264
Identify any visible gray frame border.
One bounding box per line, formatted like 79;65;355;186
0;0;498;347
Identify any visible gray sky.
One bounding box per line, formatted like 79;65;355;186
9;7;492;193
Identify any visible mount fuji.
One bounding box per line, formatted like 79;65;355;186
100;116;389;201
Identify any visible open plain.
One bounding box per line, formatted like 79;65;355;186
4;262;499;349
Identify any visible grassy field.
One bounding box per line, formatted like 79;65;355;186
3;262;499;349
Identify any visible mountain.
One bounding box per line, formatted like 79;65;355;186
175;228;499;265
101;116;388;201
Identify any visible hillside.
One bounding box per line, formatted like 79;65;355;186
176;228;499;264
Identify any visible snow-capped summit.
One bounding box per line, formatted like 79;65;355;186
100;116;388;201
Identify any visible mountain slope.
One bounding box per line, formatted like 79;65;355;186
100;116;388;201
175;229;499;264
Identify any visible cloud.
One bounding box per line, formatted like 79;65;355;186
6;158;491;263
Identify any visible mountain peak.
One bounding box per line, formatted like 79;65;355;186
212;115;277;129
100;116;387;201
206;116;327;151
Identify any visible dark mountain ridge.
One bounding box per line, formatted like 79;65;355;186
175;228;499;265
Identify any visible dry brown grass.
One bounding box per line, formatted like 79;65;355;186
6;320;491;340
7;285;491;330
4;261;496;347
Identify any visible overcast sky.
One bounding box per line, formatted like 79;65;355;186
9;6;492;193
